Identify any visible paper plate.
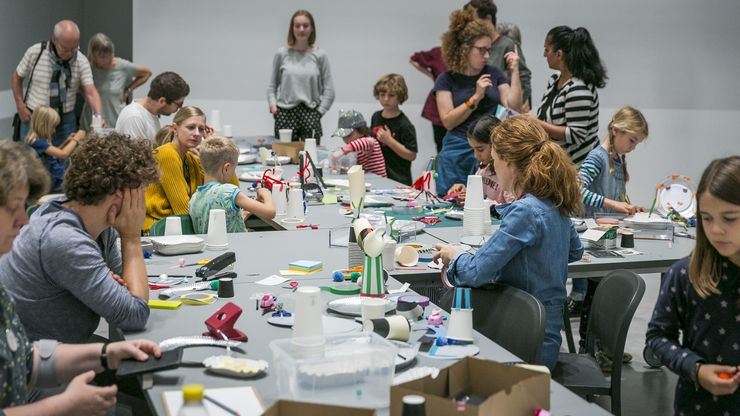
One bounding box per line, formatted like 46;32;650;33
265;156;292;166
444;210;464;220
339;195;394;207
203;355;268;378
655;176;696;219
623;212;672;229
421;344;480;360
267;315;362;335
393;220;426;235
149;235;205;255
326;296;396;317
238;153;257;165
391;340;420;371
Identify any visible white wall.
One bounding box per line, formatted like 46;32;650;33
133;0;740;204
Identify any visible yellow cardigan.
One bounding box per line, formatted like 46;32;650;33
144;143;239;231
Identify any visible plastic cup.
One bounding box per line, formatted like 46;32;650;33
205;209;228;250
286;188;304;220
292;286;324;341
361;298;388;322
164;216;182;236
278;129;293;143
464;175;484;209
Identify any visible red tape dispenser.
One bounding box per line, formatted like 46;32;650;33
202;302;248;341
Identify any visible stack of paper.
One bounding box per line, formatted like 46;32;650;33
288;260;323;273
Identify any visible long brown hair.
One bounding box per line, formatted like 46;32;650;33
605;106;648;182
491;116;581;216
689;155;740;298
441;8;493;74
287;10;316;47
155;106;206;146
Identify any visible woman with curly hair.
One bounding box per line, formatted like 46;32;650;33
433;8;522;195
0;133;158;343
433;116;583;370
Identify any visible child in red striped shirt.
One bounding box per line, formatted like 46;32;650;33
331;109;387;177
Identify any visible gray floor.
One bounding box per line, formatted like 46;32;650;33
565;273;678;415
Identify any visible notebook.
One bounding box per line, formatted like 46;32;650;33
162;386;264;416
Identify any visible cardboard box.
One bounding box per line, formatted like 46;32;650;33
262;400;376;416
272;142;304;164
390;357;550;416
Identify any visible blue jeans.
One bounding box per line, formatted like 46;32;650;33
540;302;565;371
20;111;77;147
570;277;588;297
436;132;477;196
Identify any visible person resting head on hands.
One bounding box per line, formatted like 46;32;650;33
0;132;158;344
0;140;160;416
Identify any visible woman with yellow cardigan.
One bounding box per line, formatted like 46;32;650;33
144;106;239;231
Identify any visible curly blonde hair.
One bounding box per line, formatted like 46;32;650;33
64;132;159;205
491;116;582;216
441;8;493;74
373;74;408;104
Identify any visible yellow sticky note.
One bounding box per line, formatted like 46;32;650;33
148;299;182;310
322;193;338;204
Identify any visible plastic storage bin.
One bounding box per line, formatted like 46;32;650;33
270;332;398;409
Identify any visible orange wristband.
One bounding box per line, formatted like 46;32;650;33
465;97;478;109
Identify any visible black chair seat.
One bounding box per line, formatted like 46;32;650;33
554;353;610;395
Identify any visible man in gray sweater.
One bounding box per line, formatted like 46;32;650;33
0;132;158;343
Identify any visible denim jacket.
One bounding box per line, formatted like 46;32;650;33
447;194;584;305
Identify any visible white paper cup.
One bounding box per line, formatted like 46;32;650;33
272;184;287;215
464;175;484;209
395;245;419;267
382;239;397;271
304;138;318;163
363;315;411;342
286;188;304;220
210;110;221;134
223;124;233;138
205;209;228;250
164;216;182;236
347;165;366;210
361;297;388;322
278;129;293;143
447;308;475;342
292;286;324;342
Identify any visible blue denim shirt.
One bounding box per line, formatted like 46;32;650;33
447;194;584;305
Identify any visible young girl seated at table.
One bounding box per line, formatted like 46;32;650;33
572;106;649;351
646;156;740;415
433;116;584;370
331;109;387;177
189;136;275;233
25;106;85;193
446;115;514;206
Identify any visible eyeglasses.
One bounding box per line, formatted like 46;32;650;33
53;40;79;55
168;99;185;110
473;46;492;56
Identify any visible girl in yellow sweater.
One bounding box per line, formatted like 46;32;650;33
144;106;238;231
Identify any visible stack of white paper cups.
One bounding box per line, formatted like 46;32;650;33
463;175;486;237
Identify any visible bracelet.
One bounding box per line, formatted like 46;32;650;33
465;97;478;110
100;342;110;371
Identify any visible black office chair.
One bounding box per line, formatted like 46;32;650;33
440;284;546;364
552;270;646;416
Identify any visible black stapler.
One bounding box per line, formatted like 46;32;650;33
195;252;236;279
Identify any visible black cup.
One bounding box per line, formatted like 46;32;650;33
217;278;235;298
402;395;426;416
621;232;635;248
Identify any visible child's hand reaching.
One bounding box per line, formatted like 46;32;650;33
697;364;740;396
447;184;467;205
606;200;644;215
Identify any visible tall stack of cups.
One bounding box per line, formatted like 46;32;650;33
462;175;486;237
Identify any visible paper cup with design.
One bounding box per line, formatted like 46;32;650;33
395;245;419;267
205;209;228;250
363;315;411;342
164;216;182;236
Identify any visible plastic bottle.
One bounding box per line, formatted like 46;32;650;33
177;384;209;416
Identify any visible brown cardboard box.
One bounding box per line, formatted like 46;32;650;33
262;400;376;416
272;142;304;164
390;357;550;416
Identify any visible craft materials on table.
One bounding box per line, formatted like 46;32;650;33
159;336;242;352
203;356;269;379
287;260;323;273
162;386;263;416
255;275;288;286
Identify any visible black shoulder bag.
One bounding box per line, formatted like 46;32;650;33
12;41;47;141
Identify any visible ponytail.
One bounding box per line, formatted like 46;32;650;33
491;116;582;216
605;106;650;182
155;105;206;147
547;26;608;88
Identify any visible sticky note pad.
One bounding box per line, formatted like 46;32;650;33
322;193;338;204
148;299;182;310
288;260;323;272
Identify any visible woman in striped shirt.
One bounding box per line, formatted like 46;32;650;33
525;26;608;166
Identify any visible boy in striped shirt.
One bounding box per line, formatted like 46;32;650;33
331;109;387;177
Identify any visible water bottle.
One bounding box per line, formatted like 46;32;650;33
178;384;209;416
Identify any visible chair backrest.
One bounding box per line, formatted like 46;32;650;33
441;284;546;364
149;214;196;236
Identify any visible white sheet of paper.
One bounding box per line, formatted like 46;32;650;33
581;228;608;242
584;219;599;229
255;275;288;285
388;282;411;294
162;386;263;416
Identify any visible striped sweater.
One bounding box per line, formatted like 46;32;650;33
536;74;600;165
341;137;387;177
579;145;626;217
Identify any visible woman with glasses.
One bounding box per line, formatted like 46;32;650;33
433;8;521;195
80;33;151;131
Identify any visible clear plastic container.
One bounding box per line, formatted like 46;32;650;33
270;332;398;408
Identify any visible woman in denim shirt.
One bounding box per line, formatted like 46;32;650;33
434;116;584;370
